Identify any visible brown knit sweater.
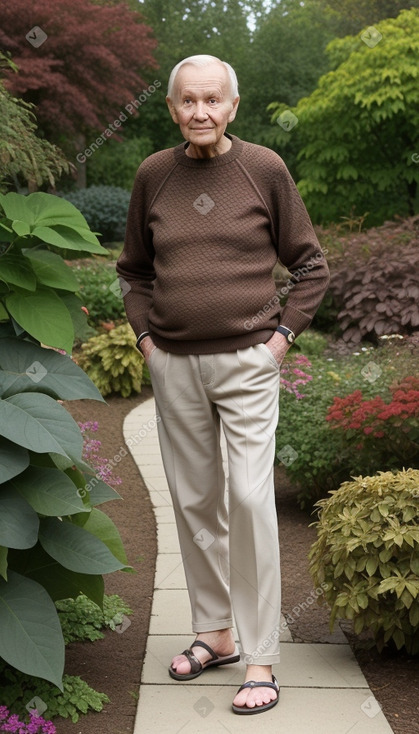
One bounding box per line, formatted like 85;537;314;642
116;134;330;354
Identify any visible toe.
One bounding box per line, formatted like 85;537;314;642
233;686;277;710
170;654;191;675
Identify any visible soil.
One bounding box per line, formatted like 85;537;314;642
56;387;418;734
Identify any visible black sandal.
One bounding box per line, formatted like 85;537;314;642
232;674;280;715
168;639;240;681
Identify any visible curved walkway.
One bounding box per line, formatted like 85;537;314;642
123;396;395;734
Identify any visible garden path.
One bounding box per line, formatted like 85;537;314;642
123;396;395;734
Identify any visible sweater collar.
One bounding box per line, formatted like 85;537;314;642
173;133;243;167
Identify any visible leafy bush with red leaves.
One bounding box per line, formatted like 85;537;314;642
0;0;157;138
326;376;419;473
329;245;419;343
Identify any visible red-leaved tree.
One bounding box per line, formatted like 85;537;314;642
0;0;158;141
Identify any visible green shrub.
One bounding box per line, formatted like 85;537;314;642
293;329;328;356
0;54;71;194
61;186;131;244
0;662;109;723
74;262;126;325
77;322;151;397
310;289;341;334
57;593;133;644
86;136;153;190
276;355;345;503
309;468;419;654
276;341;418;506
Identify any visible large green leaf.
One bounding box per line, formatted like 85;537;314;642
22;249;79;291
0;193;38;226
0;436;29;483
0;392;83;460
11;220;31;237
8;545;104;607
75;508;129;565
0;253;36;291
0;192;82;230
0;570;64;689
31;225;106;253
5;286;74;352
0;192;106;253
12;193;89;228
39;518;127;575
59;292;96;343
0;546;7;581
0;487;39;549
86;477;122;506
67;457;122;505
0;337;104;402
11;466;88;517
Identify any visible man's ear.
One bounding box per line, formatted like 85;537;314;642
166;96;179;124
228;96;240;124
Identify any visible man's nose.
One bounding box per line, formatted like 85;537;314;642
193;101;208;119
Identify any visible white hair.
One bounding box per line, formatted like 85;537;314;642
167;54;239;100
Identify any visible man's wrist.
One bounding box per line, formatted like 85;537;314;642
136;331;150;353
275;325;295;344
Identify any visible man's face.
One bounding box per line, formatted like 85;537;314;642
166;62;239;151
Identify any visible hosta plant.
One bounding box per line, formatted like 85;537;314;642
309;468;419;654
77;321;150;397
0;191;131;693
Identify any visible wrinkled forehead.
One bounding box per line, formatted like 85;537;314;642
173;62;231;99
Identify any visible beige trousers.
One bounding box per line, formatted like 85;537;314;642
148;344;281;665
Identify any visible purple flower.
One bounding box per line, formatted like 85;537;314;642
0;709;56;734
78;421;121;487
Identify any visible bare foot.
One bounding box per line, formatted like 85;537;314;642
232;665;278;711
170;628;236;676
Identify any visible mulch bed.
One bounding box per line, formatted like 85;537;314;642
56;387;418;734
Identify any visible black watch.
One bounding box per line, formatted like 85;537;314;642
276;325;295;343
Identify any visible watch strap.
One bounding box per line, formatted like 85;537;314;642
136;331;150;353
276;325;295;343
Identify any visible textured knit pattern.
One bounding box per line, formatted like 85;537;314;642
116;134;330;354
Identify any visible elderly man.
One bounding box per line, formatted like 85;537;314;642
116;54;330;715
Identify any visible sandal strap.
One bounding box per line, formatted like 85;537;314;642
237;675;279;694
190;640;218;661
179;648;202;675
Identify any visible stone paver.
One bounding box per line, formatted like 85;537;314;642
123;397;394;734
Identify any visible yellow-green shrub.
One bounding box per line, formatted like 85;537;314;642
309;468;419;654
77;322;150;397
